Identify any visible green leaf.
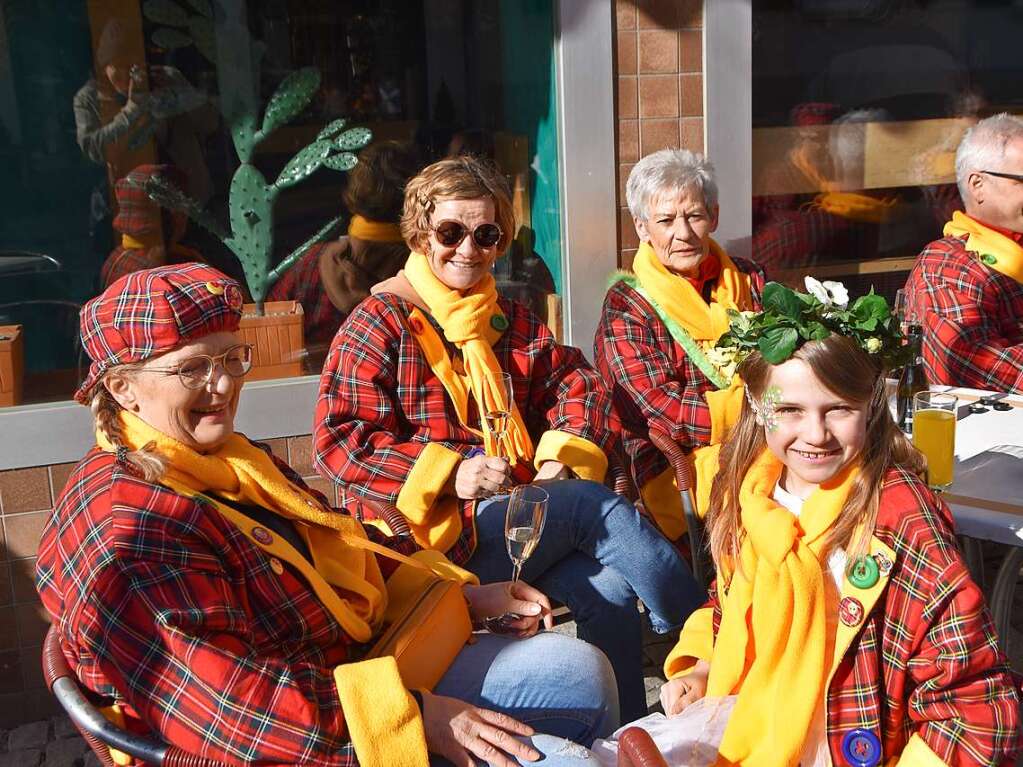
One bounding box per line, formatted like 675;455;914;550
261;67;321;137
758;325;799;364
805;321;830;340
335;126;373;151
316;118;348;141
143;0;190;27
274;139;332;189
762;282;804;320
322;152;358;171
851;293;888;322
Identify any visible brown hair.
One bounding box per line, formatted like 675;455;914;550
706;334;925;573
400;155;515;255
343;141;424;223
89;366;167;482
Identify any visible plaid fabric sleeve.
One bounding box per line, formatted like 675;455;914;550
594;284;713;449
907;238;1023;392
77;560;359;765
900;556;1022;764
314;301;436;505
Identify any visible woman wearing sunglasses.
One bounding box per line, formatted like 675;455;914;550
38;263;623;766
314;155;702;722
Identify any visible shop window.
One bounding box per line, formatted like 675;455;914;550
751;0;1023;299
0;0;561;407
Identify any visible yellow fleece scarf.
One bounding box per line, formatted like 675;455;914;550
349;214;404;243
97;411;388;643
404;251;534;464
813;191;898;224
121;234;203;262
702;449;857;767
944;210;1023;284
632;240;753;341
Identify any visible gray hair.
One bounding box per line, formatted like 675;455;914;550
955;113;1023;200
626;149;718;221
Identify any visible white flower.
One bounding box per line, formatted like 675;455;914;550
864;336;882;353
804;276;850;308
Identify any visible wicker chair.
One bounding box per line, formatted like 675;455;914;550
647;427;713;589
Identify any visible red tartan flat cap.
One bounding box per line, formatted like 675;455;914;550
74;262;244;404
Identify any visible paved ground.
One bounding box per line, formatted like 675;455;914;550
4;560;1021;766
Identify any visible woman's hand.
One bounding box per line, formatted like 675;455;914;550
659;660;710;717
463;581;553;637
534;460;569;482
421;691;540;767
454;454;511;499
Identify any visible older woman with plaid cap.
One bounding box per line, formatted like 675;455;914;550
36;263;619;767
314;155;702;723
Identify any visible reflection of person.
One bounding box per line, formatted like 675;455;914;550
100;165;203;289
594;150;763;541
267;141;422;349
37;263;618;766
314;156;701;722
904;113;1023;392
659;294;1020;766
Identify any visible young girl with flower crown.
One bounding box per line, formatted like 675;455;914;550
657;282;1021;767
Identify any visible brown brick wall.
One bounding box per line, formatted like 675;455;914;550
0;433;331;729
615;0;704;269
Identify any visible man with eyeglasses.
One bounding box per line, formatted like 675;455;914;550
903;113;1023;393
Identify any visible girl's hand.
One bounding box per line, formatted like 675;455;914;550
454;455;511;499
534;460;569;481
421;691;540;767
659;660;710;716
463;581;553;637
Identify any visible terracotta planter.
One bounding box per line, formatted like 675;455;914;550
238;301;305;381
0;324;24;407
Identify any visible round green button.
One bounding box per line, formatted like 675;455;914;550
849;556;880;589
981;253;998;266
490;314;509;331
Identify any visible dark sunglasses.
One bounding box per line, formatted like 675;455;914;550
981;170;1023;183
432;219;503;249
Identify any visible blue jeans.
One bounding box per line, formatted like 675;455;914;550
466;480;704;722
431;632;616;766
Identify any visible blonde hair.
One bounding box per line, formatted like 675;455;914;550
400;155;515;255
89;365;167;481
706;334;925;573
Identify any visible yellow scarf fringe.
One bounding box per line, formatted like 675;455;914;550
403;251;534;464
632;239;753;341
944;210;1023;285
348;214;404;243
97;411;388;642
699;448;857;766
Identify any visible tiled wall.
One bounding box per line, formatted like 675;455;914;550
0;433;332;729
615;0;705;269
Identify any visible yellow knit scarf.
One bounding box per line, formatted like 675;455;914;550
632;239;753;342
703;449;857;767
944;210;1023;284
813;191;898;224
121;234;202;262
348;214;404;243
97;411;388;643
403;251;534;464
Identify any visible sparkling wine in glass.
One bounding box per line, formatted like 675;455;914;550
505;484;548;582
484;372;514;460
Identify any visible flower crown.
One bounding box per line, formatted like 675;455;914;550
714;277;909;369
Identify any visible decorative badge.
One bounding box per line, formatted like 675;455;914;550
205;281;225;295
838;596;865;627
873;551;894;577
269;557;285;575
251;526;274;545
849;556;880;589
224;284;244;312
490;314;509;331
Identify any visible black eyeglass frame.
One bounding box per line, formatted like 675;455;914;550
431;219;504;249
135;343;255;389
980;170;1023;183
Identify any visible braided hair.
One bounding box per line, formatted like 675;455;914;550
88;365;167;481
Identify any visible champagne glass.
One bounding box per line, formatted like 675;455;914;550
912;391;958;490
483;372;514;461
505;484;548;582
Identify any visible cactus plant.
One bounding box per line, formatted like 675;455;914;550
137;66;372;314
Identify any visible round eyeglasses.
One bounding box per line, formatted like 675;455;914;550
432;219;503;249
138;344;254;389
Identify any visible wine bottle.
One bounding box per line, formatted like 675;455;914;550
896;324;927;433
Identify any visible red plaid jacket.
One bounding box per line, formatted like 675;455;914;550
696;469;1021;765
593;259;764;493
314;293;615;564
266;243;346;349
903;234;1023;393
36;442;418;766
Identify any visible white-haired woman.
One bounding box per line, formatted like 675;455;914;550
593;149;765;542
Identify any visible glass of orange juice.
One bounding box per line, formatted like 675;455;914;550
912;391;958;490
